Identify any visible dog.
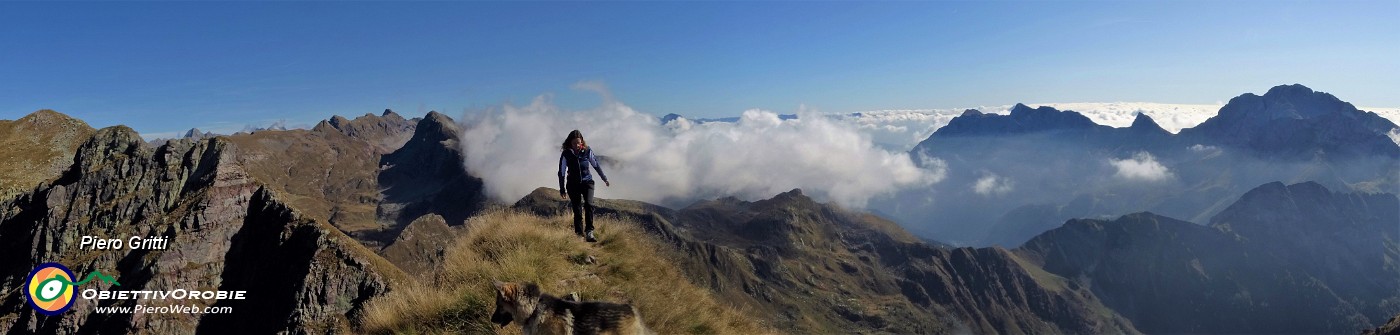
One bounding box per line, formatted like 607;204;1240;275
491;281;651;335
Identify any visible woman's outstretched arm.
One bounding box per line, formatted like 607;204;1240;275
588;150;609;186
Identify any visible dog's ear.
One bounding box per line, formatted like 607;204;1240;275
523;282;541;297
495;281;517;298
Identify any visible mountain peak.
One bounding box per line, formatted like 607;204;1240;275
771;188;808;201
0;109;95;199
1228;181;1329;207
16;109;90;129
1182;84;1398;159
1263;83;1317;98
417;111;461;141
1128;112;1168;134
1009;103;1034;115
424;110;453;124
1221;84;1354;121
312;119;335;133
72;126;149;175
182;128;217;139
329;115;352;129
931;104;1099;137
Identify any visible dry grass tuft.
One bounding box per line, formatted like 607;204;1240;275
362;209;771;334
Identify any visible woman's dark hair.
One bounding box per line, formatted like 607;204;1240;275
562;129;587;151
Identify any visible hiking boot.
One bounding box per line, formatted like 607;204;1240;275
585;231;597;243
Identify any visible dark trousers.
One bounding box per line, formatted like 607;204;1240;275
567;180;595;235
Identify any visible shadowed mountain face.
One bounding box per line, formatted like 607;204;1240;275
1017;182;1400;333
883;84;1399;246
512;187;1138;334
376;111;486;230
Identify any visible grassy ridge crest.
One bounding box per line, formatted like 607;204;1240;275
362;209;771;334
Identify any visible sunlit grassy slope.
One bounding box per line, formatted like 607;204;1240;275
362;209;771;334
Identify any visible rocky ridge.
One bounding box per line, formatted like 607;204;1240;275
0;126;406;333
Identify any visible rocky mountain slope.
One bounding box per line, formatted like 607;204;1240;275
513;187;1138;334
1017;182;1399;333
0;126;406;333
226;110;484;249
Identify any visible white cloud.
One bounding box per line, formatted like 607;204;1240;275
1388;128;1400;146
458;84;944;208
1109;152;1173;182
1188;144;1224;158
972;173;1013;196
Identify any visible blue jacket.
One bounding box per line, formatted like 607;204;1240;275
559;148;608;192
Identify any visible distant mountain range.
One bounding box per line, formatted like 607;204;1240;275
877;84;1398;247
661;101;1400;152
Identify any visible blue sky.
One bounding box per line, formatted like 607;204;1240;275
1;1;1396;137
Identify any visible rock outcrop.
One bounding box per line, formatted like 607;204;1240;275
379;214;455;275
1365;313;1400;335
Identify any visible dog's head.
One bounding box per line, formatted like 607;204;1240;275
491;281;542;328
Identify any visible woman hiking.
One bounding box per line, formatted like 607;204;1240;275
559;130;610;242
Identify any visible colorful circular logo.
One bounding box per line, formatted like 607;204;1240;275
25;263;77;316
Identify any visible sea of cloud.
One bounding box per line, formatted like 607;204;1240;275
458;86;944;208
445;86;1400;214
